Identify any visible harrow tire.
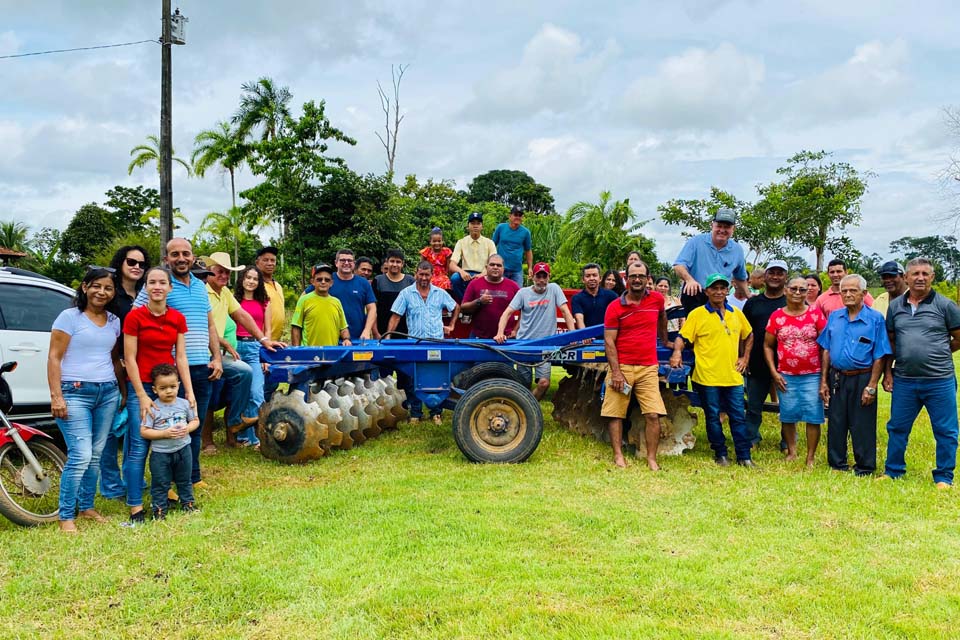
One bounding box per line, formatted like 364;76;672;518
453;379;542;464
454;362;531;392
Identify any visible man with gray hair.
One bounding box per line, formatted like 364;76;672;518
817;273;890;475
882;258;960;488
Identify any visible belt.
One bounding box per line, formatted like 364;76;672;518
237;336;258;342
835;367;872;376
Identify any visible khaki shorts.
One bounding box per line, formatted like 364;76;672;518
600;364;666;418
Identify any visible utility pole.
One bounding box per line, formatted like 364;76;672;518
159;0;173;250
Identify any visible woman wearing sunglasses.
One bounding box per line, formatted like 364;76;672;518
98;246;151;501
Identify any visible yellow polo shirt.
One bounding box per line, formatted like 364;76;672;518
206;283;241;338
680;304;752;387
451;234;497;273
263;279;285;340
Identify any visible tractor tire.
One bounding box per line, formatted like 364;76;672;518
454;362;531;392
453;379;542;463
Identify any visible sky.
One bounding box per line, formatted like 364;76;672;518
1;0;958;268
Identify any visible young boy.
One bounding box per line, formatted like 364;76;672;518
141;363;200;519
291;263;352;347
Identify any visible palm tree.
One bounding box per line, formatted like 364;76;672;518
559;191;651;270
192;122;249;210
141;207;189;231
232;77;292;141
196;207;267;267
0;220;29;251
128;134;193;177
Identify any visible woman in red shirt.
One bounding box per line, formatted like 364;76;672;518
419;227;452;290
764;276;827;467
232;266;271;448
122;267;193;525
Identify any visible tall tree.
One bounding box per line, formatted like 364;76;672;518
233;77;293;141
756;150;869;272
0;220;29;251
376;64;408;178
127;134;192;177
104;185;159;234
464;169;556;214
192;121;249;210
559;191;658;271
60;203;115;262
890;235;960;283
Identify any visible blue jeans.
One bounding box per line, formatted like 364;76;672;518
693;383;752;461
98;431;125;499
55;380;119;520
149;446;194;511
184;365;214;484
236;340;264;445
122;381;156;508
221;354;254;427
450;271;480;300
885;376;959;484
503;269;524;287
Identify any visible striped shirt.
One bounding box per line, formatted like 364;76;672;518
135;272;212;365
390;284;456;339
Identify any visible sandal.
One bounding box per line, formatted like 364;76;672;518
202;444;218;455
77;509;108;523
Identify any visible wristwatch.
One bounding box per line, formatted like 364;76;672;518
865;387;877;396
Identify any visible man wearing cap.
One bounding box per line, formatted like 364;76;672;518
601;260;668;469
494;262;576;400
449;211;497;300
873;261;907;318
291;264;350;347
741;260;788;447
331;248;377;341
254;247;285;342
817;274;890;476
882;258;960;488
134;238;221;487
460;254;519;339
572;263;618;329
669;273;756;467
201;252;285;444
673;209;750;313
816;259;874;317
492;206;533;287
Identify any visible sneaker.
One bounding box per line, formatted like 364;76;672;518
121;510;146;528
152;507;166;521
181;501;199;513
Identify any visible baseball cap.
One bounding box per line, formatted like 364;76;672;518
311;263;334;277
713;209;736;224
533;262;550;275
467;211;483;223
510;205;524;216
256;246;279;258
191;258;214;279
766;259;788;272
704;273;730;288
878;260;904;276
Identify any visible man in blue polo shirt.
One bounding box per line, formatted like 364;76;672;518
330;248;377;341
882;258;960;488
572;262;618;329
134;237;222;489
673;208;750;313
492;206;533;286
817;274;890;476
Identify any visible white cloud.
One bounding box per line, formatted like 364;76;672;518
620;43;765;131
0;30;21;56
461;24;619;121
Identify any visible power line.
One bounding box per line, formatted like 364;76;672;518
0;39;158;60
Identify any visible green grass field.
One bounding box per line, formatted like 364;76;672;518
2;373;958;639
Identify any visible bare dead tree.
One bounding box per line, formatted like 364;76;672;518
376;64;408;177
934;106;960;232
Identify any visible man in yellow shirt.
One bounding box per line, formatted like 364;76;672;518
872;261;906;318
291;264;351;347
670;273;755;467
449;212;497;300
255;246;285;341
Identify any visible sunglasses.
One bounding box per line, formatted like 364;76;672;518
125;257;147;269
315;276;333;283
787;287;808;293
86;265;116;274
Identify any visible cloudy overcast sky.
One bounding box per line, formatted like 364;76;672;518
2;0;958;267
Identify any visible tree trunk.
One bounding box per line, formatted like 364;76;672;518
230;168;236;211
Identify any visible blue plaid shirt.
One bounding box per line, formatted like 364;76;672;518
390;285;456;339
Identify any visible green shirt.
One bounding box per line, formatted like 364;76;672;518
291;293;348;347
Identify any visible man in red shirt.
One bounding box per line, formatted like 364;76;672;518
816;259;873;316
601;260;668;469
459;254;520;339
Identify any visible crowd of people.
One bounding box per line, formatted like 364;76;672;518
45;206;959;532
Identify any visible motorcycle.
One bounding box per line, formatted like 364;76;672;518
0;361;66;527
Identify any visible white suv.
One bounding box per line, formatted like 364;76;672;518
0;267;75;426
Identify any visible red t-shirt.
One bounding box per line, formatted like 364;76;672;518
765;307;826;375
462;277;520;339
123;305;188;382
603;291;664;366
